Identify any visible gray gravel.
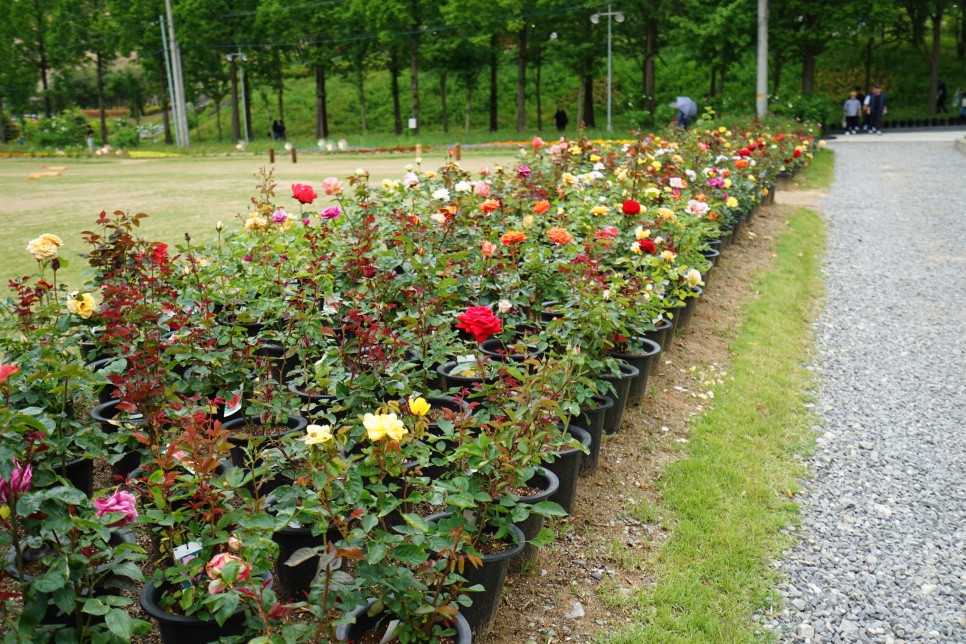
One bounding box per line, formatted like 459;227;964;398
766;139;966;643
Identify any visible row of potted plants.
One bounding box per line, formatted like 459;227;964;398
0;119;816;642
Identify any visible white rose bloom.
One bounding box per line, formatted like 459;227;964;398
454;181;471;192
432;188;451;201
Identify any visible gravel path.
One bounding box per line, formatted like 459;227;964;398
768;139;966;643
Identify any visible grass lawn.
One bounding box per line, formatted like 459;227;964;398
0;150;513;287
603;153;833;642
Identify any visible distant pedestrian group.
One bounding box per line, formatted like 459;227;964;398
843;85;887;135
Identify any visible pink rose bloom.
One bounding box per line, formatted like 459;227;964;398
93;489;138;526
205;552;251;595
320;176;343;196
686;199;709;216
0;459;31;503
516;165;532;179
320;206;342;221
271;209;288;224
481;240;497;257
474;181;490;197
532;136;544;152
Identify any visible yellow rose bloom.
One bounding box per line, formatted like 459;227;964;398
424;171;437;179
723;178;732;188
650;161;662;170
245;215;267;230
630;241;642;254
560;172;578;186
569;145;582;154
644;187;661;199
657;207;676;221
590;205;610;216
718;126;727;133
364;413;408;442
661;250;676;262
26;233;63;261
635;227;651;240
686;268;704;288
66;293;97;319
589;154;602;162
303;424;334;445
522;215;535;228
726;197;739;208
408;397;431;417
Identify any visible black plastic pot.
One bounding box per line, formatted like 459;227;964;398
221;414;308;470
611;338;662;407
577;395;614;475
544;426;592;515
425;513;523;638
139;575;270;644
437;360;497;394
47;454;95;497
287;382;340;422
507;466;559;571
478;337;546;362
641;317;674;363
272;522;342;601
674;286;704;334
90;399;144;477
336;596;473;643
597;362;640;435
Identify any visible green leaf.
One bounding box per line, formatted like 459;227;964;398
284;547;319;567
391;543;427;566
365;541;387;565
530;501;568;517
32;560;68;593
83;597;111;616
401;513;429;533
105;608;136;639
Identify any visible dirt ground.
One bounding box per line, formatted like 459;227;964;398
479;198;794;644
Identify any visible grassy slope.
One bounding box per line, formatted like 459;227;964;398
604;152;833;642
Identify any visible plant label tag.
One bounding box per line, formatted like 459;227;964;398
225;387;243;417
173;541;203;565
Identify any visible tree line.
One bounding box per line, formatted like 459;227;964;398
1;0;963;145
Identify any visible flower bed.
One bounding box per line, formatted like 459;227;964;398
0;121;816;641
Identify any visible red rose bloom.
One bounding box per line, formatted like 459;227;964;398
621;200;642;215
291;183;317;205
738;148;751;157
793;149;802;158
151;243;168;264
456;306;503;343
637;238;656;254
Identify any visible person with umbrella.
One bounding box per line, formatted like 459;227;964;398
670;96;698;130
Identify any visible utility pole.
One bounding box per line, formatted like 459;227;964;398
591;5;624;132
165;0;190;147
159;15;180;146
756;0;768;118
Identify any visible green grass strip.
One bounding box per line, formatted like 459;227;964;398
604;202;827;643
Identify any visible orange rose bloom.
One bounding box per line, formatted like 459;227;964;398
735;160;749;169
546;227;574;245
480;199;501;213
500;230;527;246
532;199;550;215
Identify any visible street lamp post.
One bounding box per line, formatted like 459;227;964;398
591;4;624;132
226;51;249;142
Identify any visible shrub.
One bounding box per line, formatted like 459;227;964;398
24;106;89;149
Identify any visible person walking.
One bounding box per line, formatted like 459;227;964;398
86;125;95;153
866;85;888;135
554;107;568;133
936;81;948;114
843;91;862;135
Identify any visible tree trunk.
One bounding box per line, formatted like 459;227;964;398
464;82;472;131
230;59;241;141
927;8;944;116
535;48;543;131
864;37;873;91
719;65;727;98
215;96;222;142
582;72;595;129
157;58;172;144
244;78;253;140
644;20;657;115
772;48;782;94
315;63;329;139
277;72;285;125
409;29;419;134
801;43;816;94
34;2;51;118
576;79;584;131
709;65;716;98
516;26;527;132
0;91;7;144
356;69;367;134
440;71;448;133
489;34;499;132
390;59;402;135
96;51;108;145
959;1;965;60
